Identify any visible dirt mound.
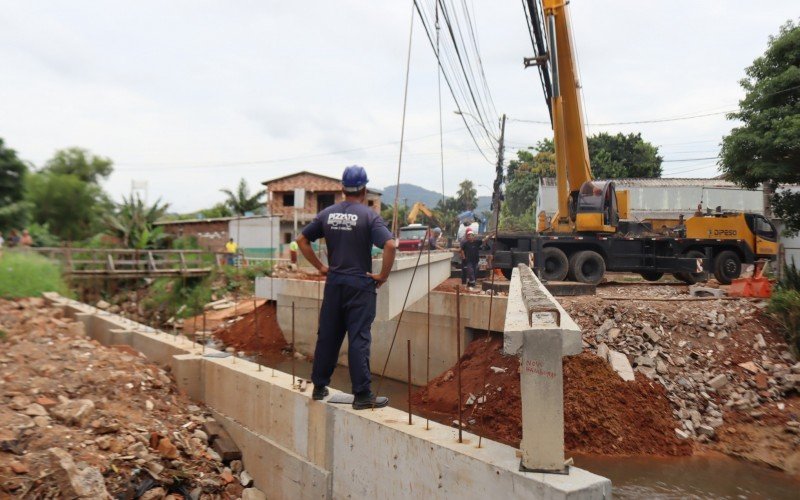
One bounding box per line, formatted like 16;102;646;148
214;302;287;356
411;336;692;456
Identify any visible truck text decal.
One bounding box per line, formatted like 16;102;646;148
708;229;737;237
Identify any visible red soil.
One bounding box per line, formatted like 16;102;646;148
213;302;287;355
411;335;692;456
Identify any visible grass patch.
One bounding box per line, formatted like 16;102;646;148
0;251;72;299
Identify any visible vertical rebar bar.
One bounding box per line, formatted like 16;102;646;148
456;286;463;444
407;338;412;425
291;301;296;387
254;298;261;371
202;311;207;354
426;244;431;430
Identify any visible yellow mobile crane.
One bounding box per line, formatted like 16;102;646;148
491;0;778;285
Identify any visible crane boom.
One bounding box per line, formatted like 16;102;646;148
543;0;592;229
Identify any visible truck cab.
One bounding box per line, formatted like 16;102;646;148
398;224;429;252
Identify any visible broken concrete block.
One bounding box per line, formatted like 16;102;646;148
708;374;727;390
642;324;660;343
738;361;760;374
596;342;610;362
697;425;715;438
608;350;635;382
242;487;267;500
49;447;109;498
51;399;95;426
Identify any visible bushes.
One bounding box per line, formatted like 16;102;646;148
769;260;800;355
0;251;71;299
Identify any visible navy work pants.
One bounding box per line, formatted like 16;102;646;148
462;261;478;286
311;282;376;395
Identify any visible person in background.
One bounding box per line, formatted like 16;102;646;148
427;227;443;250
8;229;20;247
673;214;687;237
0;231;4;257
289;239;299;264
297;165;397;410
20;229;33;247
460;228;490;288
225;238;238;265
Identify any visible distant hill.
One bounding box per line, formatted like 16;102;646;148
381;183;492;213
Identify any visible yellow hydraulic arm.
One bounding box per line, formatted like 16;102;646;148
543;0;592;230
406;202;438;226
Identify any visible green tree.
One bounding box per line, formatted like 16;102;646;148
0;138;30;231
456;179;478;211
504;141;556;219
221;178;266;215
720;20;800;235
43;147;113;184
104;195;170;249
532;134;661;178
588;132;662;178
25;172;109;241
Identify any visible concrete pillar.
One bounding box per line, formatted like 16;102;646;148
504;265;582;474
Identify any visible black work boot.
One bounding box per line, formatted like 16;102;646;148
352;391;389;410
312;385;329;401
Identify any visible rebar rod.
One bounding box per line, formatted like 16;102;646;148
456;286;463;443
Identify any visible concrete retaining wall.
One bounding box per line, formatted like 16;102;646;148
44;293;611;499
268;278;508;386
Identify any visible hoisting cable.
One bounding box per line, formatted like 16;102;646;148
391;1;416;237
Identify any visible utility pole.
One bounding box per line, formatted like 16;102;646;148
491;114;507;231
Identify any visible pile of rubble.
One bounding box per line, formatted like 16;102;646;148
0;298;266;499
562;286;800;444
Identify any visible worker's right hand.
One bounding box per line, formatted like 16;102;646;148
367;272;388;288
317;265;329;276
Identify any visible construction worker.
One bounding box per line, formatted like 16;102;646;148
428;227;443;250
296;165;397;410
460;228;492;288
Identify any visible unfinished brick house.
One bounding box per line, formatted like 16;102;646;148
263;171;382;244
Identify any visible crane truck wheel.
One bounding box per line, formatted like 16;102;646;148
541;247;569;281
640;271;664;282
674;250;708;284
713;250;741;285
571;250;606;285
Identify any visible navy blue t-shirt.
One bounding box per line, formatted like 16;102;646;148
301;201;393;291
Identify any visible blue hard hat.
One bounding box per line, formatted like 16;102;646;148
342;165;369;192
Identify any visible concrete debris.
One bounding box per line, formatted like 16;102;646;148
0;298;250;498
95;300;110;310
738;361;760;374
708;374;728;390
242;487;268;500
607;350;635;382
489;366;507;374
51;399;96;426
240;470;254;487
596;342;610;362
49;447;110;499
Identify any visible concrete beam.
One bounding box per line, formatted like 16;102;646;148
504;266;584;474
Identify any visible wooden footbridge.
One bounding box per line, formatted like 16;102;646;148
29;248;219;279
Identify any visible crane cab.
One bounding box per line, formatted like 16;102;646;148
575;180;619;233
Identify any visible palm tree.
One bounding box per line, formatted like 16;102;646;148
220;178;265;215
104;195;170;248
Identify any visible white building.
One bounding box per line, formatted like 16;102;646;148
536;177;799;265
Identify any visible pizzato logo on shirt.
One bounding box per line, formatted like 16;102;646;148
327;212;359;231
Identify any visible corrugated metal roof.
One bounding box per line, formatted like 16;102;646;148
538;177;750;189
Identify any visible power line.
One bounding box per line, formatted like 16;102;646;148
509;110;732;126
413;0;495;164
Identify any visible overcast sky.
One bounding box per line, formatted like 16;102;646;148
1;1;796;213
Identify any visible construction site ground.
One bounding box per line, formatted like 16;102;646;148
414;274;800;478
0;298;265;499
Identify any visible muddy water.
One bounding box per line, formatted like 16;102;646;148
574;453;800;499
251;352;799;498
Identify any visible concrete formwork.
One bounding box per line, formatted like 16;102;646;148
44;293;611;499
